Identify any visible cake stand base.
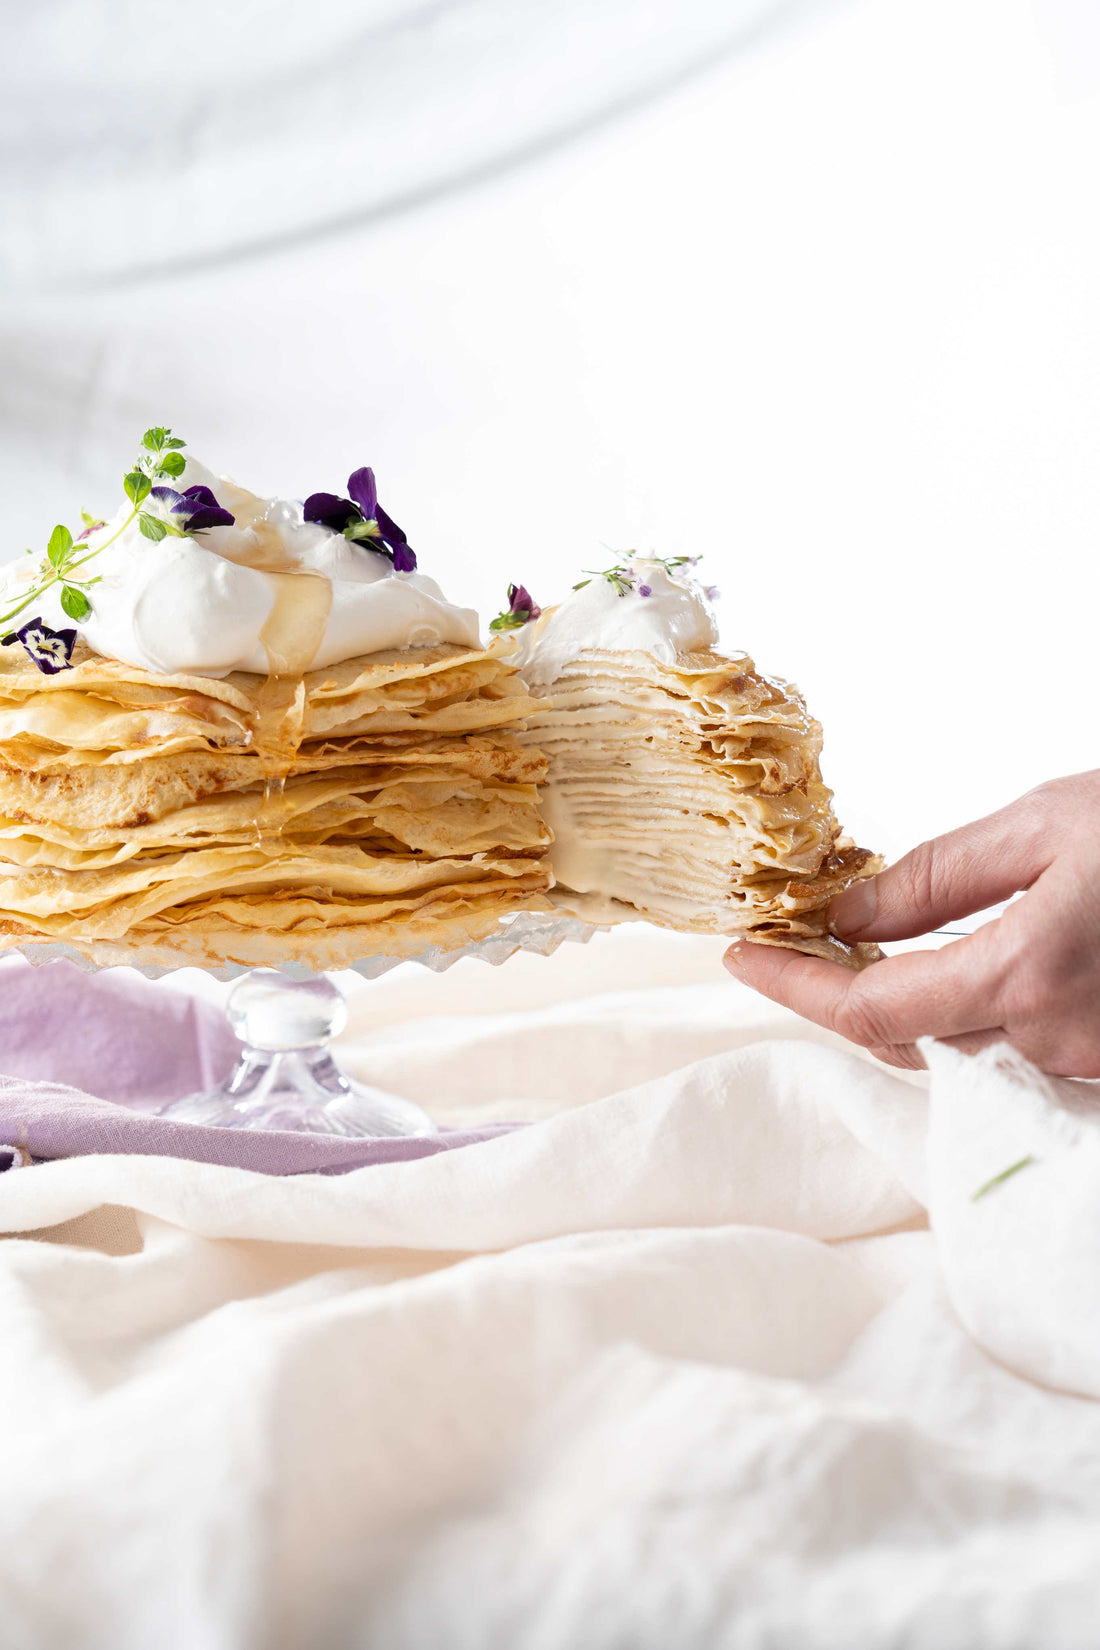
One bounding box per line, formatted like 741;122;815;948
158;969;433;1138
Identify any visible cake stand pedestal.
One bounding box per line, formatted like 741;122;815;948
158;969;434;1138
16;912;601;1139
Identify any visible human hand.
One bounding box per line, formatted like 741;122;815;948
724;771;1100;1076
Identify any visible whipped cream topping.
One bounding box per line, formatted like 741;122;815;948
515;559;719;687
1;458;480;678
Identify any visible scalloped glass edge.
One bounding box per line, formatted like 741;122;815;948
9;909;607;982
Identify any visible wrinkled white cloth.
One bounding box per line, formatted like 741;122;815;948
2;929;1100;1649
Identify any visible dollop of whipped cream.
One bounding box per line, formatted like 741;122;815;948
516;559;719;686
2;458;480;678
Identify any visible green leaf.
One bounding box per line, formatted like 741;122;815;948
79;506;106;531
972;1155;1035;1201
60;586;91;621
142;427;167;451
124;470;152;506
157;450;186;478
138;513;168;542
488;612;526;632
571;578;592;591
162;435;186;450
343;516;374;542
47;524;73;567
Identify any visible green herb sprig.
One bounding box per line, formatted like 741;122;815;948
573;554;698;597
971;1154;1036;1201
0;427;190;632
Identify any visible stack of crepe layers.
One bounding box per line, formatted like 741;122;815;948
0;640;552;970
524;646;882;968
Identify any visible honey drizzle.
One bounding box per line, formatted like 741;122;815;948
251;571;333;848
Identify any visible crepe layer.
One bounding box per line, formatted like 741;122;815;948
0;641;551;969
522;645;881;969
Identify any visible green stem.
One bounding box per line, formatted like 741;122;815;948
0;584;46;631
0;505;140;632
63;505;140;577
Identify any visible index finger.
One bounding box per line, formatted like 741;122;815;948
723;929;1003;1049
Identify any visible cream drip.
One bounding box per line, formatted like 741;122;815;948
0;457;480;678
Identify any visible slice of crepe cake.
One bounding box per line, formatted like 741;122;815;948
513;559;882;969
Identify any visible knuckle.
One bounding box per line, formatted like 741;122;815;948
1001;965;1052;1026
902;838;940;911
999;927;1080;1023
1012;776;1084;850
882;837;941;918
835;983;894;1048
1017;777;1064;817
867;1042;924;1071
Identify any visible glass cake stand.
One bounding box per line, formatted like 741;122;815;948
18;911;600;1139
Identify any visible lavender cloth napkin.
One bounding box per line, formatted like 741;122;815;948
0;957;512;1175
0;955;240;1108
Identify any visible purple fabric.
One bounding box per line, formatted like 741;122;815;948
0;956;239;1108
0;958;513;1175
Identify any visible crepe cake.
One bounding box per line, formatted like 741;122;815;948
511;558;882;968
0;437;551;969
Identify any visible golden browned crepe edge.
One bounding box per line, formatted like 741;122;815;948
737;931;883;971
0;889;555;971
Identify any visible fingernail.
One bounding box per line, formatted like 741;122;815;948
829;877;878;938
723;942;747;976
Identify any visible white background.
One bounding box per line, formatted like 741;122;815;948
2;0;1098;864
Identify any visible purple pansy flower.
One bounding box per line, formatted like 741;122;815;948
347;466;378;520
300;491;359;534
151;484;235;534
2;616;77;674
489;582;541;632
303;466;418;572
507;583;540;621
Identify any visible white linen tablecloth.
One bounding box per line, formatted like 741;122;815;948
2;928;1099;1649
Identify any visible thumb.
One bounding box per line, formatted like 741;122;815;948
829;794;1053;942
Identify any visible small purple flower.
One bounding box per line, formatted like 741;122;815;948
303;467;418;572
178;484;236;532
508;583;541;621
151;484;235;534
302;491;359;534
489;582;541;632
2;616;77;674
705;585;721;602
637;583;653;598
376;506;417;573
346;467;378;520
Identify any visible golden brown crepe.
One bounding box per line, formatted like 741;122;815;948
0;622;878;973
0;640;552;969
